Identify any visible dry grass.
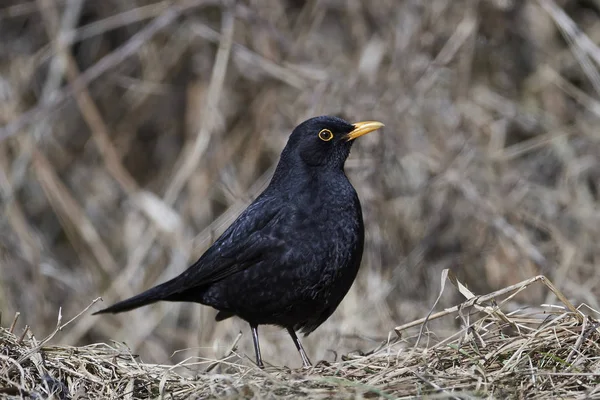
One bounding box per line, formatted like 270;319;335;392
1;0;600;397
2;274;600;399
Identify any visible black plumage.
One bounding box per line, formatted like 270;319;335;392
94;115;384;368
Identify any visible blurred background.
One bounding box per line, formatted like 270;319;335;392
1;0;599;368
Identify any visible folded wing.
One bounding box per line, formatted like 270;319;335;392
93;194;286;314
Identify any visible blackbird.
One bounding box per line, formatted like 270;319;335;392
94;116;384;368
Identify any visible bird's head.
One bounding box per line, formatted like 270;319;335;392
280;116;384;171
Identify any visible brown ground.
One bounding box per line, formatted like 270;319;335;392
1;0;599;390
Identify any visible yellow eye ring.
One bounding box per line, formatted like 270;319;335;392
318;129;333;141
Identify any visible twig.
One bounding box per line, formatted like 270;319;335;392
0;0;217;142
9;313;19;334
539;0;600;96
189;21;307;89
164;9;235;203
18;299;101;362
395;274;582;334
32;150;120;275
16;325;29;345
205;331;243;372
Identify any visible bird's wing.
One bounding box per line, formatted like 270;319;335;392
172;193;287;292
93;194;288;315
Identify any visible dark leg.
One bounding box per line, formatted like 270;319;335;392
250;324;264;368
287;327;312;368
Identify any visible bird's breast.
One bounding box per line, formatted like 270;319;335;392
282;178;364;278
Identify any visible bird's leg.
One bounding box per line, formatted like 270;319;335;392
250;324;264;368
286;327;312;368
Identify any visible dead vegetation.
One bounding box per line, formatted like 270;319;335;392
1;0;600;397
2;274;600;399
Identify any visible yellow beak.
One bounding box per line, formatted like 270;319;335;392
346;121;385;141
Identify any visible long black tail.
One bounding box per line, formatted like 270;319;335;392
93;277;183;315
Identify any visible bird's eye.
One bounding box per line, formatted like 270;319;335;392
318;129;334;141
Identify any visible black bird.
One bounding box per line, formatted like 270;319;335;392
94;116;384;368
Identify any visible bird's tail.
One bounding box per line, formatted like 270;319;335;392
93;277;183;315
